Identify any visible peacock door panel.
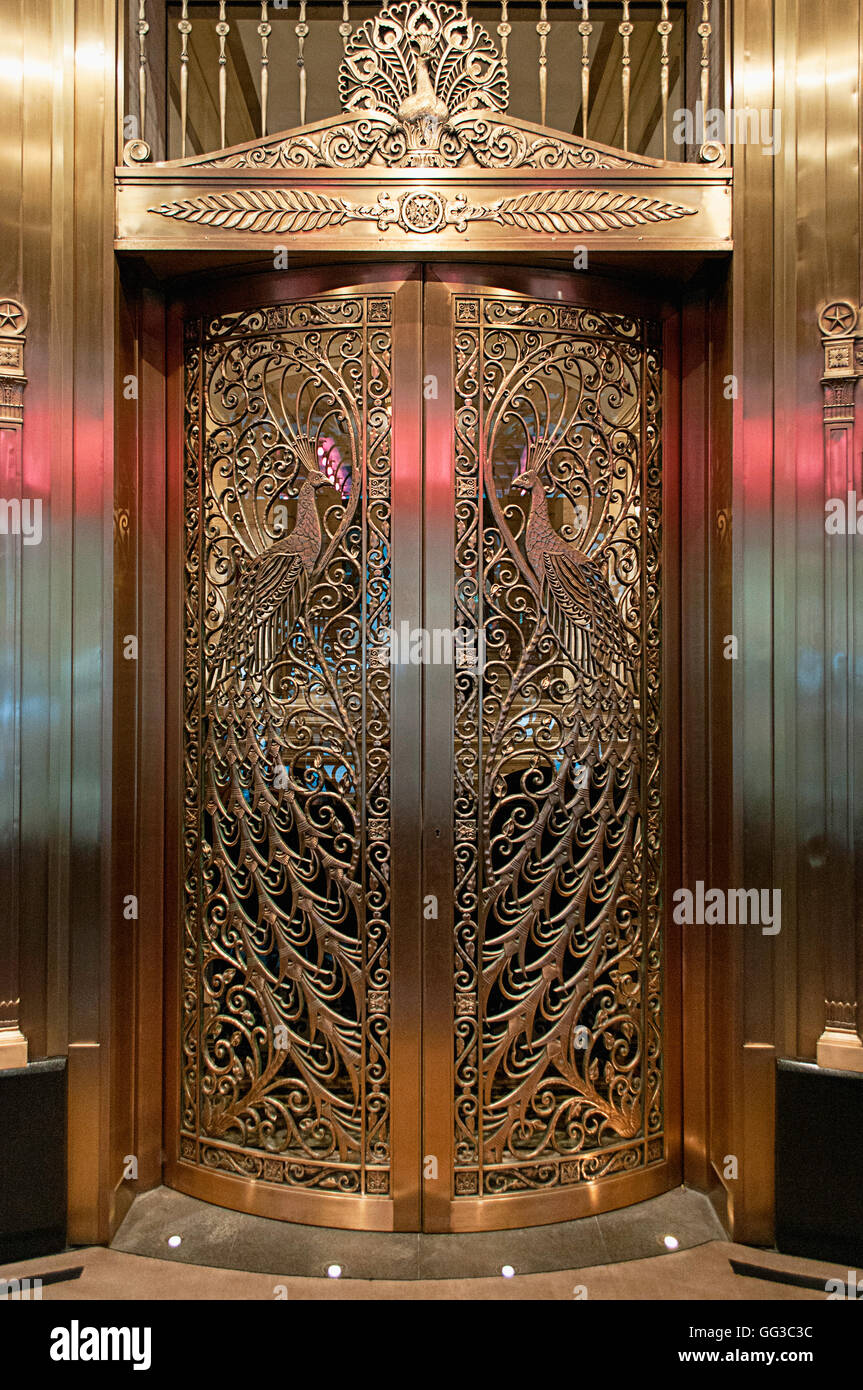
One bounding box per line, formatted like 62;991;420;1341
421;273;675;1230
173;280;426;1230
170;267;678;1232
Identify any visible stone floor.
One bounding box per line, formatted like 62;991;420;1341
1;1186;857;1302
109;1184;725;1281
0;1237;853;1301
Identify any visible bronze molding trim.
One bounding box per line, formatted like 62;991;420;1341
817;298;863;1074
147;187;698;237
0;295;28;1069
825;999;858;1026
115;5;731;253
817;1017;863;1074
0;297;28;430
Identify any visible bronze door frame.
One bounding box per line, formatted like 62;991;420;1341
161;261;682;1233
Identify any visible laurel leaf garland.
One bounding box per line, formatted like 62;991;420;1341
149;189;357;234
484;189;696;232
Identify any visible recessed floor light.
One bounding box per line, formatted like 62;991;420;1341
168;1235;182;1248
327;1263;342;1279
662;1235;680;1251
501;1264;515;1278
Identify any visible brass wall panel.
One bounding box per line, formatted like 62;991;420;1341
0;0;118;1243
717;0;863;1243
676;272;734;1198
109;271;139;1231
111;276;169;1232
724;0;780;1245
387;273;424;1231
678;291;711;1189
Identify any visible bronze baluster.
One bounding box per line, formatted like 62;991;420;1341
178;0;191;159
296;0;308;127
579;1;591;141
537;1;550;128
259;2;270;138
700;0;712;116
619;0;632;152
217;0;230;151
137;0;148;147
497;1;510;84
658;1;671;159
339;0;351;55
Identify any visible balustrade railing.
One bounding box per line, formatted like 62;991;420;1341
123;1;727;165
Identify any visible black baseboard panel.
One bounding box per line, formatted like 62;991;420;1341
0;1057;67;1264
775;1058;863;1267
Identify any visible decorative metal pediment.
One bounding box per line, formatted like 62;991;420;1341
190;111;644;173
146;0;657;174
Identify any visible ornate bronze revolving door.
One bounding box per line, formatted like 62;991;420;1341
165;263;680;1233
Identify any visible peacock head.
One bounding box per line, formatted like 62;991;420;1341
513;438;554;494
289;432;333;485
512;466;540;492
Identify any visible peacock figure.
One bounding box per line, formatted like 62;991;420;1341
511;446;635;694
207;452;330;697
478;403;644;1162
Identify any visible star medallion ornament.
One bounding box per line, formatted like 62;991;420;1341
819;300;857;337
0;300;27;334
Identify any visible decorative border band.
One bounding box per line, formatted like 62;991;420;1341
148;188;698;238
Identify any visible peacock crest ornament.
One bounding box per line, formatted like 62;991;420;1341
182;0;648;173
339;1;508;166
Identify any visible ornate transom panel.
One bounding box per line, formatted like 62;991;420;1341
116;3;731;265
130;0;683;175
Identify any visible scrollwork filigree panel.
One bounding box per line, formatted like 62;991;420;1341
451;296;663;1198
182;294;394;1197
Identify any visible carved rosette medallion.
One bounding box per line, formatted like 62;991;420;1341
399;189;446;232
